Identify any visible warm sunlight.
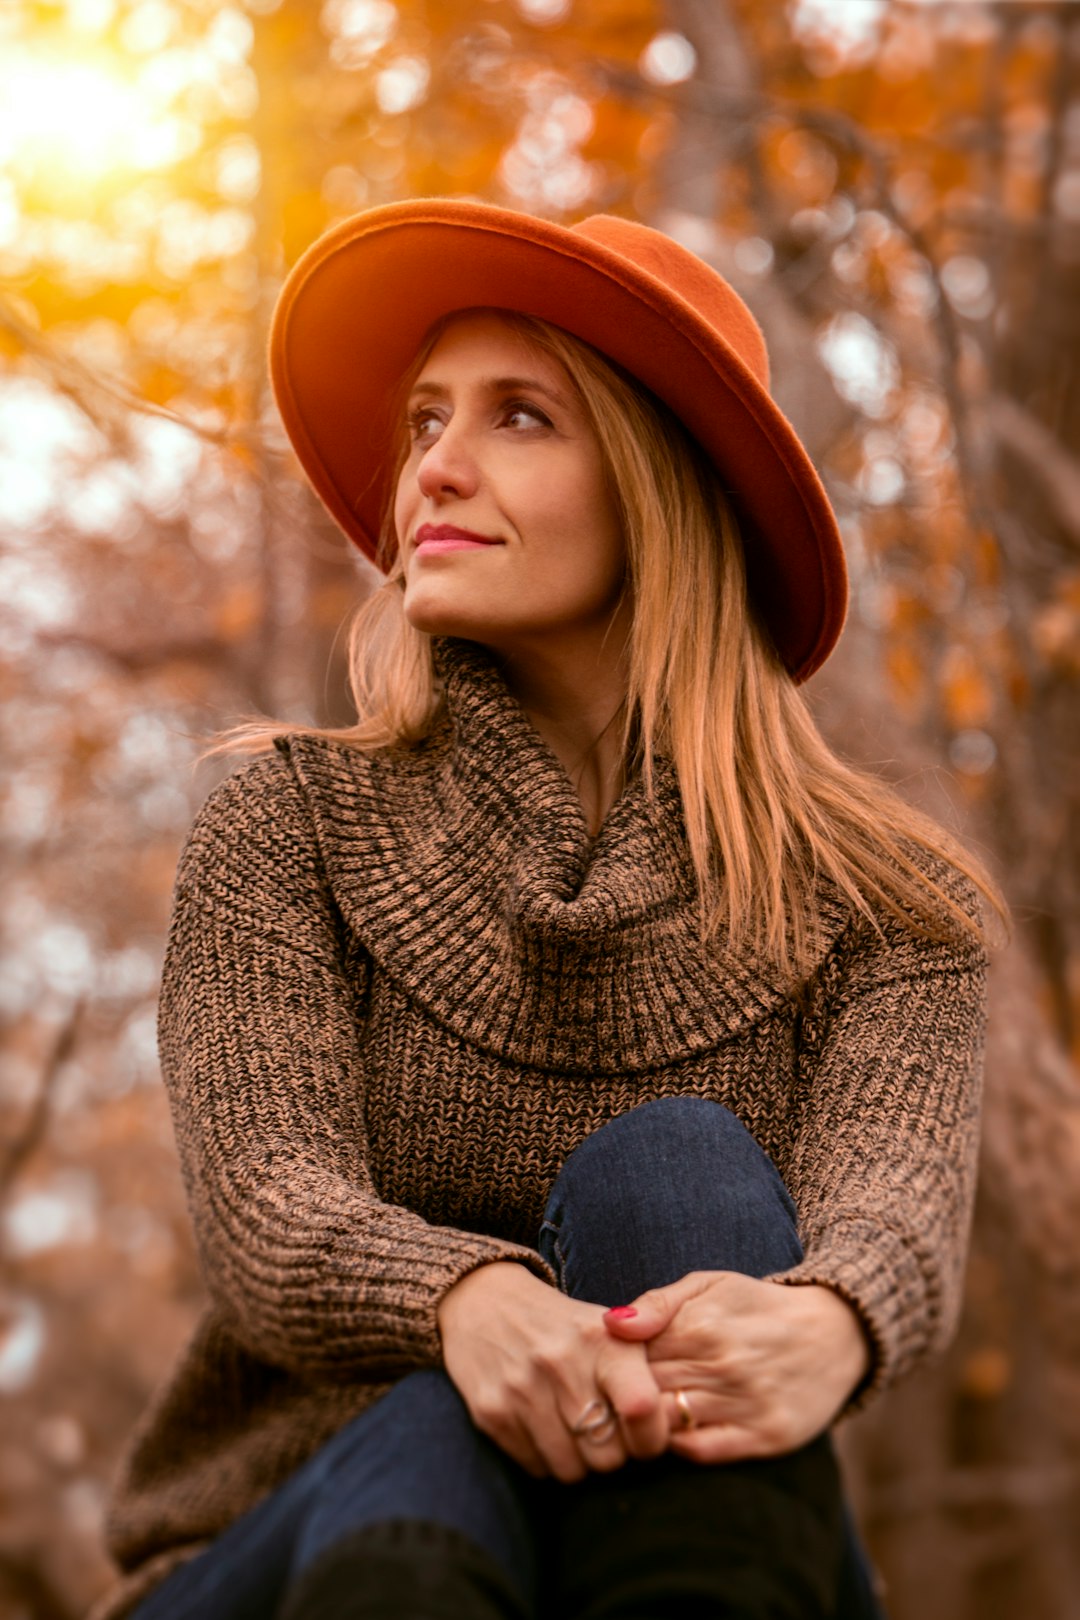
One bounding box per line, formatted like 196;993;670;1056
0;44;197;205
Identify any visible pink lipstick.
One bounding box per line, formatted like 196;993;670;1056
414;523;502;555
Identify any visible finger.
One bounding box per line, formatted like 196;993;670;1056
509;1436;551;1479
572;1410;632;1476
661;1382;807;1462
646;1357;717;1394
602;1272;717;1341
535;1390;632;1482
534;1409;593;1484
668;1423;775;1464
601;1356;668;1461
471;1384;587;1481
658;1385;763;1443
559;1394;632;1478
572;1427;628;1476
601;1286;682;1341
475;1409;554;1480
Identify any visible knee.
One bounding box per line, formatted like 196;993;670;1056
283;1521;529;1620
313;1370;465;1482
558;1097;790;1211
571;1095;749;1153
542;1096;802;1287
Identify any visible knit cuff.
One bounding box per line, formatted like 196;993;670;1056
408;1234;558;1368
766;1216;947;1415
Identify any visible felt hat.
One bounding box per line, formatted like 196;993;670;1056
269;198;848;681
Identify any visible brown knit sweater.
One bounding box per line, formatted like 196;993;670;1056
91;634;988;1620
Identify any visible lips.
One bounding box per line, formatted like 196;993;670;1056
413;523;502;554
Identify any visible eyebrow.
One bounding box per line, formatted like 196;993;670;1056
406;374;571;409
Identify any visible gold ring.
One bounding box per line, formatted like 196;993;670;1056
674;1388;696;1431
569;1397;618;1444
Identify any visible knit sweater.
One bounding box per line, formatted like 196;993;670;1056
91;634;988;1620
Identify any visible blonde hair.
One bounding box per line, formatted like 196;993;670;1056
215;309;1007;983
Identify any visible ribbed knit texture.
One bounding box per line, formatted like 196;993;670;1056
90;635;988;1620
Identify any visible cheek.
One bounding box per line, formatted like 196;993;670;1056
537;454;620;550
570;464;624;579
392;468;411;537
532;497;625;610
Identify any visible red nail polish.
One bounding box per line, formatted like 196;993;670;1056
605;1305;638;1319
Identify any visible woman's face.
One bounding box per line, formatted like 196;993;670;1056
393;312;626;655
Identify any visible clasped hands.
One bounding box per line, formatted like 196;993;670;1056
437;1261;871;1485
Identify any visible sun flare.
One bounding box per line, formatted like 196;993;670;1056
0;45;196;203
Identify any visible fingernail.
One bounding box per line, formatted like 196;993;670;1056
605;1306;638;1319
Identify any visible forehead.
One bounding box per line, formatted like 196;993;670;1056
413;311;565;385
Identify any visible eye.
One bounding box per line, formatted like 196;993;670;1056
406;406;444;446
501;400;553;431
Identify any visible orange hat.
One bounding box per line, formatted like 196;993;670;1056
269;199;847;681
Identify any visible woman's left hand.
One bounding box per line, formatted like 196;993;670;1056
603;1272;872;1463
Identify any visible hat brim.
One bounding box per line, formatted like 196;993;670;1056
269;199;847;682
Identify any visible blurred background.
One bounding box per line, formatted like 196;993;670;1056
1;1;1079;1616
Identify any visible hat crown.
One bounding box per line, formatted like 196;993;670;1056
572;214;770;390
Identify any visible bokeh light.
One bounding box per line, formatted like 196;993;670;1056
0;44;199;206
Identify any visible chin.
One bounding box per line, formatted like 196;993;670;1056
402;597;464;637
402;587;504;641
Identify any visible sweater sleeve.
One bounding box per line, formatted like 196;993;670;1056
157;754;555;1384
769;881;989;1410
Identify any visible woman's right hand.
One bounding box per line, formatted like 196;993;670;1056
436;1261;670;1482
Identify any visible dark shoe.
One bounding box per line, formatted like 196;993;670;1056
277;1518;530;1620
549;1436;846;1619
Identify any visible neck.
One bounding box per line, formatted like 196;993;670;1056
480;602;634;838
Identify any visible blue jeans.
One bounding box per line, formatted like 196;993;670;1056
131;1098;886;1618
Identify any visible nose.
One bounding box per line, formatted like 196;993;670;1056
415;419;480;502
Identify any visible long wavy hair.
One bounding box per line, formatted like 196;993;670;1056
215;308;1007;983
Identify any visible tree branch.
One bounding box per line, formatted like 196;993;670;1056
984;395;1080;553
0;1001;83;1199
0;293;261;454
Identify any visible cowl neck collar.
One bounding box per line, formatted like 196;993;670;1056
428;634;691;923
276;636;849;1074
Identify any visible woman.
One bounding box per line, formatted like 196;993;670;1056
92;201;1003;1620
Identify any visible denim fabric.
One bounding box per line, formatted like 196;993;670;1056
537;1095;803;1297
130;1370;542;1620
539;1098;884;1618
131;1097;886;1619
